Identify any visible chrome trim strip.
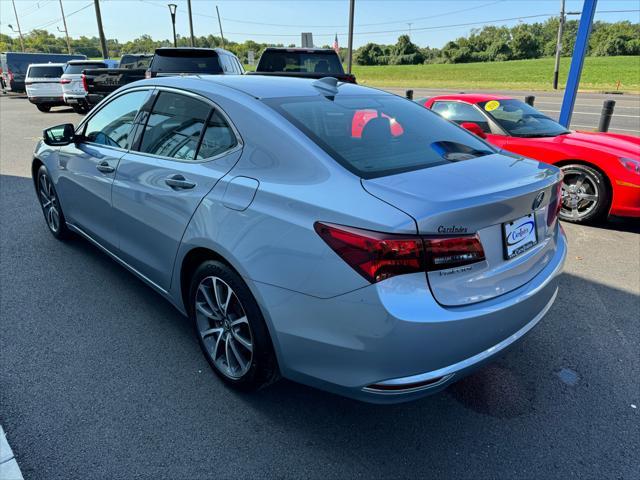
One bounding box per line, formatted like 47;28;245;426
67;223;169;295
363;288;558;396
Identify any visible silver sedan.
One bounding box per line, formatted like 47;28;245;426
32;75;566;403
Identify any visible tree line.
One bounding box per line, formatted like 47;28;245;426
0;18;637;65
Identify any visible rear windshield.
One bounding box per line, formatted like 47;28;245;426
27;66;63;78
258;51;344;74
264;95;495;179
151;52;221;74
120;55;153;69
64;62;107;74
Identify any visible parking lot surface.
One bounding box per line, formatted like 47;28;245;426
1;95;639;479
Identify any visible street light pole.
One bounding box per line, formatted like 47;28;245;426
10;0;25;52
168;4;177;47
59;0;72;54
187;0;195;46
346;0;355;74
553;0;565;89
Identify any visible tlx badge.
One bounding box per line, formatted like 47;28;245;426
532;191;545;210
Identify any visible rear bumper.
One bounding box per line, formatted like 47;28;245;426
28;96;65;105
253;227;567;403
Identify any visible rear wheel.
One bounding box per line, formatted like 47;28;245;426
559;164;609;224
36;104;51;112
37;165;71;240
189;260;279;391
72;104;88;114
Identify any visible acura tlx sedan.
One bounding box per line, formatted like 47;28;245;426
33;75;567;403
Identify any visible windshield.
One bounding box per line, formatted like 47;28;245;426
479;99;569;137
64;62;107;74
120;55;153;69
258;51;344;74
264;95;495;178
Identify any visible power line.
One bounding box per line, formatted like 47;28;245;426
23;1;94;33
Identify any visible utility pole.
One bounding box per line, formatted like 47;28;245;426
553;0;565;90
346;0;355;74
216;5;225;48
93;0;109;58
187;0;195;46
59;0;72;54
10;0;25;51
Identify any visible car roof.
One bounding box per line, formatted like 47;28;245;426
194;74;390;99
66;59;107;64
263;47;336;53
154;47;235;56
27;63;66;68
429;93;512;104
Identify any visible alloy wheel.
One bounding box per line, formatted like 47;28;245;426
560;168;600;221
39;173;61;233
195;276;253;379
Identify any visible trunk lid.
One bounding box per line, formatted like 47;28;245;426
362;153;562;306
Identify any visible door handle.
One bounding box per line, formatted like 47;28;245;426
165;174;196;190
96;161;115;174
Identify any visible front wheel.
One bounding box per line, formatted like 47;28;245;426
189;260;279;391
36;104;51;112
36;165;71;240
559;164;609;223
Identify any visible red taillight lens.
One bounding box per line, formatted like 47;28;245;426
547;182;562;227
314;222;485;283
8;69;14;81
60;78;71;84
423;236;485;270
81;73;88;92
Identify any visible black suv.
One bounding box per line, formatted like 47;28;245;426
146;47;244;78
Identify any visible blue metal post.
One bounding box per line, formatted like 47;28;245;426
558;0;598;127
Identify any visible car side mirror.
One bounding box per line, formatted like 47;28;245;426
43;123;76;146
460;122;487;139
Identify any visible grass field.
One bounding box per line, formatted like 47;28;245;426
246;56;639;92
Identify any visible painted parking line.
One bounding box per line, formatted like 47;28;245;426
570;124;640;133
535;101;640;109
538;109;640;118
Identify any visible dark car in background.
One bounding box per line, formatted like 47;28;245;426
248;47;356;83
1;52;86;93
83;54;153;108
145;48;243;78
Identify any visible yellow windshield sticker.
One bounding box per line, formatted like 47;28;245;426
485;100;500;112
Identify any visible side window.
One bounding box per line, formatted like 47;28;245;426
219;55;231;73
83;90;151;149
138;91;210;160
234;57;244;74
431;101;491;133
196;109;237;159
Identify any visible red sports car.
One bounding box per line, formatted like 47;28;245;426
419;94;640;223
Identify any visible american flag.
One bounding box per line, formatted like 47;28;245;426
333;34;339;54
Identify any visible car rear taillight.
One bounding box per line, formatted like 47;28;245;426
8;69;14;81
547;182;562;227
344;74;356;84
81;73;88;92
314;222;485;283
60;78;71;84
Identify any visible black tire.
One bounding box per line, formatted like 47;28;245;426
36;104;51;112
72;104;89;114
559;163;609;224
189;260;279;391
36;165;71;240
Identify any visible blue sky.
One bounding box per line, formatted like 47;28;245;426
1;0;638;48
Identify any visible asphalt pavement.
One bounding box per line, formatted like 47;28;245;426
384;87;640;135
0;95;639;479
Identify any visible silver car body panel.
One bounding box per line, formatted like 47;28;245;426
34;75;567;402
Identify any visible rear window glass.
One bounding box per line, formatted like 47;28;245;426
27;66;63;78
120;55;153;69
151;53;221;74
64;62;107;74
264;95;495;179
258;51;343;74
